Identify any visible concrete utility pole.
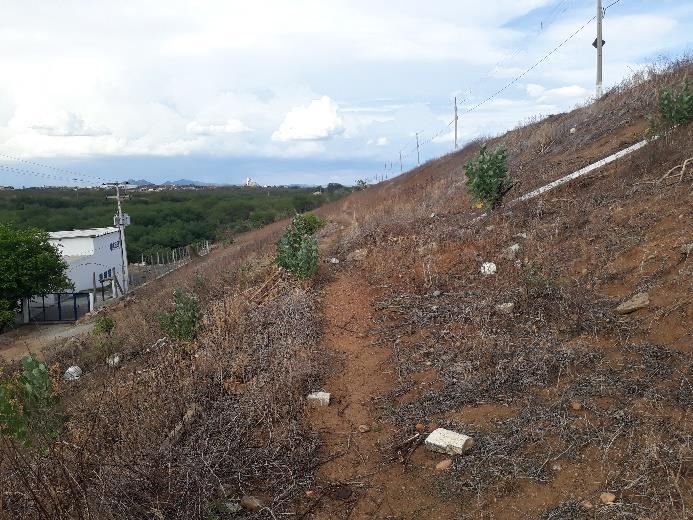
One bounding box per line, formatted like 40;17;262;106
596;0;604;98
416;132;420;165
106;182;130;293
399;151;403;173
454;96;458;150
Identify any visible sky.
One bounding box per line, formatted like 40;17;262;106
0;0;691;188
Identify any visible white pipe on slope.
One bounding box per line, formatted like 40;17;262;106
512;139;649;204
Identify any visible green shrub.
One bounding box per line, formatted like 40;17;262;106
276;214;319;279
649;80;693;134
0;356;63;448
302;213;327;234
93;315;115;335
157;289;199;341
464;144;509;207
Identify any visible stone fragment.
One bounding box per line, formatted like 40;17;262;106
496;302;514;313
432;290;442;297
415;423;426;432
106;353;121;367
425;428;474;455
240;495;265;511
600;492;616;505
307;391;331;406
515;232;528;239
581;501;593;509
63;366;82;381
480;262;497;276
615;292;649;314
435;458;453;471
305;490;316;498
329;257;339;264
358;424;370;433
570;127;577;134
680;243;693;256
503;243;521;260
570;401;583;411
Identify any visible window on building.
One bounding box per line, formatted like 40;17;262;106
108;269;112;277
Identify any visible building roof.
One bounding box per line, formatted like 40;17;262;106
49;227;120;239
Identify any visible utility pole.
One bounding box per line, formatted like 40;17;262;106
416;132;420;165
399;151;403;173
454;96;458;150
596;0;604;98
105;182;130;293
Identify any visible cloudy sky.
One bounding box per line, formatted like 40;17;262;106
0;0;691;187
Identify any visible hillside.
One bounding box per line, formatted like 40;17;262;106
0;59;691;519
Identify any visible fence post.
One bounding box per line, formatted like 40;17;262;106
72;293;78;320
58;293;62;321
22;299;30;324
88;292;94;313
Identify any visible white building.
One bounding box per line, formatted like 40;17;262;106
48;227;127;292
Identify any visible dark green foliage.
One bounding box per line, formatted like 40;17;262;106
659;80;693;127
0;186;351;264
649;80;693;134
0;223;72;330
93;315;115;335
464;144;509;206
301;213;327;234
276;214;320;279
158;289;200;340
0;356;63;448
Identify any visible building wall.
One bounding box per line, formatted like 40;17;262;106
51;231;125;292
49;236;94;256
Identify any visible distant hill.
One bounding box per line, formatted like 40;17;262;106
162;179;215;186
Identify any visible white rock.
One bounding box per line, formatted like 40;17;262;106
432;290;442;297
63;366;83;381
307;391;331;406
570;127;577;134
106;354;121;367
480;262;497;276
515;232;528;239
329;257;340;264
681;243;693;256
496;302;515;313
425;428;474;455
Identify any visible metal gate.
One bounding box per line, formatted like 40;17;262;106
28;293;92;323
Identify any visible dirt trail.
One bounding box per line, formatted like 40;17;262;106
306;271;458;519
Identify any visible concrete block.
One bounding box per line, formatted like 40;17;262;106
307;391;331;406
425;428;474;455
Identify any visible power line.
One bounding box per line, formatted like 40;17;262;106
0;164;102;187
0;152;109;185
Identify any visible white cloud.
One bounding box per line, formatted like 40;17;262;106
186;119;253;135
272;96;344;142
526;83;590;104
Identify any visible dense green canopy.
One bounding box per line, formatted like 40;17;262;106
0;223;71;329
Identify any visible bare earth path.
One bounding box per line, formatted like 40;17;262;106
0;322;95;362
306;271;458;519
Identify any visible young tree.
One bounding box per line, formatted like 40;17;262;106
0;224;71;330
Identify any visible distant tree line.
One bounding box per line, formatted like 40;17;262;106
0;184;351;263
